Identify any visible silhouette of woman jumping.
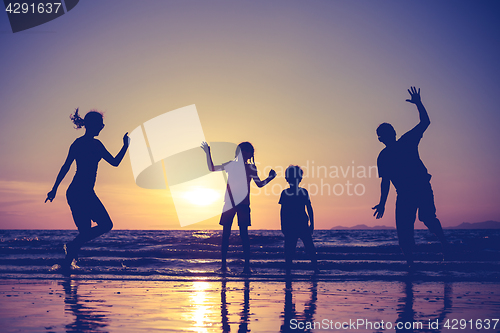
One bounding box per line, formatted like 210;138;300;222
201;141;276;273
46;109;129;271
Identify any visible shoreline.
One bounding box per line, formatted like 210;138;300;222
1;257;499;283
2;278;499;332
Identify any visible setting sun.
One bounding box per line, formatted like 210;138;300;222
183;187;221;206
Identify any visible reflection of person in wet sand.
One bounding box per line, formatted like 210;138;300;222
396;280;415;333
220;280;230;332
61;279;109;331
46;109;129;272
201;141;276;274
396;280;452;332
372;87;448;268
220;279;251;332
280;277;318;332
239;279;251;332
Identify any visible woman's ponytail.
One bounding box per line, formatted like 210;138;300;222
70;108;85;129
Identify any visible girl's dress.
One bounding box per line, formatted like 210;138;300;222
219;155;258;227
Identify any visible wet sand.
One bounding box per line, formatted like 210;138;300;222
1;278;499;332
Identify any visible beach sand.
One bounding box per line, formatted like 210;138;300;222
1;277;499;332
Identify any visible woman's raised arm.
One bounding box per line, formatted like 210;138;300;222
102;133;129;167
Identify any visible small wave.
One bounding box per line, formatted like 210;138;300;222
1;229;499;282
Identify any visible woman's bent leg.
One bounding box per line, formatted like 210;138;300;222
66;191;113;267
75;194;113;245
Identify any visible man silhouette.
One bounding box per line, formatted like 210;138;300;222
373;87;448;268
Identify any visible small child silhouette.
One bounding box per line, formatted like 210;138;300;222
279;165;318;273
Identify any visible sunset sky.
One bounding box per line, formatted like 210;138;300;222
1;1;499;230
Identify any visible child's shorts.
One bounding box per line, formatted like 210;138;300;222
219;204;251;227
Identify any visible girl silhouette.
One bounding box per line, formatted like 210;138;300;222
46;109;129;271
201;141;276;273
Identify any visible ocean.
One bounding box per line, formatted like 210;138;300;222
0;229;499;281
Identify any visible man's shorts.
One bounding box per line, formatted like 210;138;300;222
396;181;437;224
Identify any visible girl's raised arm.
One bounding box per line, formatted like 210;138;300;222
45;145;76;203
251;168;276;188
201;142;224;171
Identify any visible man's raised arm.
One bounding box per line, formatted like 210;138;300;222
406;86;430;132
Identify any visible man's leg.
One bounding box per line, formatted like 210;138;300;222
421;216;446;245
422;217;448;260
418;183;448;259
396;194;418;267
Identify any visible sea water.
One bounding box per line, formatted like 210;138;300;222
0;229;498;281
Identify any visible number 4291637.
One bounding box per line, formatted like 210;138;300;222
443;319;498;330
5;2;62;14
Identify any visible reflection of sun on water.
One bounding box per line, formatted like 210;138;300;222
189;281;212;332
183;187;221;206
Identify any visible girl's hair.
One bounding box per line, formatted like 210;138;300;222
236;141;255;164
70;108;104;129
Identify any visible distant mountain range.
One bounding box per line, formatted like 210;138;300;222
330;221;500;230
330;224;395;230
446;220;500;229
